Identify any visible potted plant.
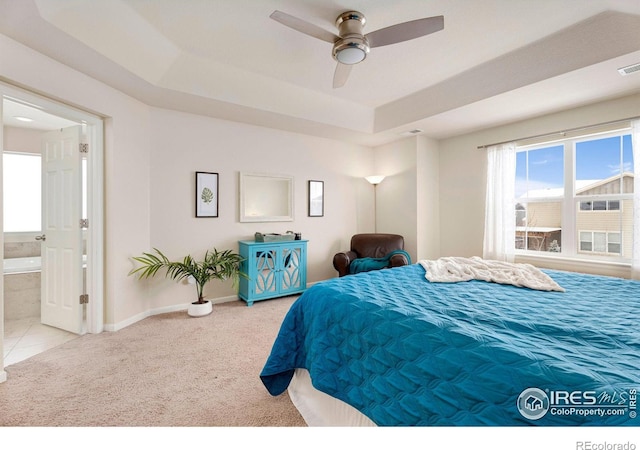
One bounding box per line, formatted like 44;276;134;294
129;247;247;317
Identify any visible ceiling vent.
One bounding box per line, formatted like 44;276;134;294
618;62;640;76
400;129;423;136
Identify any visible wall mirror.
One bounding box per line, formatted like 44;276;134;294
239;172;294;222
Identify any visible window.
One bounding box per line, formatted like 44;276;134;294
515;131;634;262
580;200;620;211
3;152;41;232
579;231;621;254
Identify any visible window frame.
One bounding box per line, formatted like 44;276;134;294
515;129;633;263
578;230;622;255
579;200;621;211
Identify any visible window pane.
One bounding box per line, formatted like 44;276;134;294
515;201;562;252
608;233;621;254
593;232;606;252
579;231;592;251
3;153;41;232
514;146;564;253
576;201;629;258
515;131;633;262
516;145;564;198
580;242;592;251
623;135;634;194
576;135;633;196
580;201;592;211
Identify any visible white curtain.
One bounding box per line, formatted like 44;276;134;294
632;119;640;280
483;142;516;262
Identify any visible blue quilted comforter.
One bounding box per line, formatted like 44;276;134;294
260;264;640;426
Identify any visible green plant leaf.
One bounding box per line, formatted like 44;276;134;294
201;187;214;204
128;247;247;303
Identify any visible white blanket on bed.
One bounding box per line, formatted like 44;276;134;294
419;256;565;292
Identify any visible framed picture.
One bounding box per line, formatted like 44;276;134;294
196;172;219;217
308;180;324;217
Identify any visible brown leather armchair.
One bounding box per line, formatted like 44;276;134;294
333;233;410;277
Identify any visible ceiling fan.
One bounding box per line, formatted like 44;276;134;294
270;10;444;88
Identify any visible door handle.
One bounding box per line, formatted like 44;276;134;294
35;234;46;241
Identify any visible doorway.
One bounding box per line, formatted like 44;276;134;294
1;83;104;369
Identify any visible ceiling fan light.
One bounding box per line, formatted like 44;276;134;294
333;38;369;65
336;46;366;64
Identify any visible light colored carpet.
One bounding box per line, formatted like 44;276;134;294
0;296;306;427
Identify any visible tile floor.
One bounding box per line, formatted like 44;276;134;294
3;317;78;367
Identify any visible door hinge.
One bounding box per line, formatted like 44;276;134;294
80;218;89;229
79;143;89;153
79;294;89;305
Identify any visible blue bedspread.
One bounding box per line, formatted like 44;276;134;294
260;264;640;426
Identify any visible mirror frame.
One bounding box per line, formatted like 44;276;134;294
239;172;294;222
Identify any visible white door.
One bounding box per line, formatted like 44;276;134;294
40;126;84;334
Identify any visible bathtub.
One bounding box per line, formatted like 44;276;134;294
3;255;87;274
3;256;41;274
4;255;88;321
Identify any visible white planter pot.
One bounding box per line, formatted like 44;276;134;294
188;300;213;317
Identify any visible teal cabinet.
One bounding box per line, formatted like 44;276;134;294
238;240;307;306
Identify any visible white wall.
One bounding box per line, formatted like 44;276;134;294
438;93;640;277
375;138;418;260
416;136;440;261
3;26;637;342
1;33;151;329
0;33;377;334
374;135;441;263
3;127;42;154
145;108;374;309
367;92;639;278
0;98;4;383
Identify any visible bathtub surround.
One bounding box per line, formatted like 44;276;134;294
3;240;39;259
4;271;40;320
4;238;41;323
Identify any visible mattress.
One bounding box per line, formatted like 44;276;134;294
288;368;376;427
261;263;640;426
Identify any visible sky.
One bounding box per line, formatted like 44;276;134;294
515;134;633;198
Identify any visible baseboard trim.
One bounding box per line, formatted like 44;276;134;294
104;295;241;332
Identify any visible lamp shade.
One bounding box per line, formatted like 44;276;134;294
365;175;385;185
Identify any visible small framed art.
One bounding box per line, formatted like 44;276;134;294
196;172;219;217
308;180;324;217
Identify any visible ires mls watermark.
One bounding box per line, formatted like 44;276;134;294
516;387;637;421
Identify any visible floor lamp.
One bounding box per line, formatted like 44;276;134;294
365;175;385;233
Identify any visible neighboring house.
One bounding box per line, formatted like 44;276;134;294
516;173;634;257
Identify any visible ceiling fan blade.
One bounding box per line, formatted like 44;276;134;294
270;10;338;44
366;15;444;48
333;63;352;88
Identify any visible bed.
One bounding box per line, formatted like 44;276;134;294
260;258;640;426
